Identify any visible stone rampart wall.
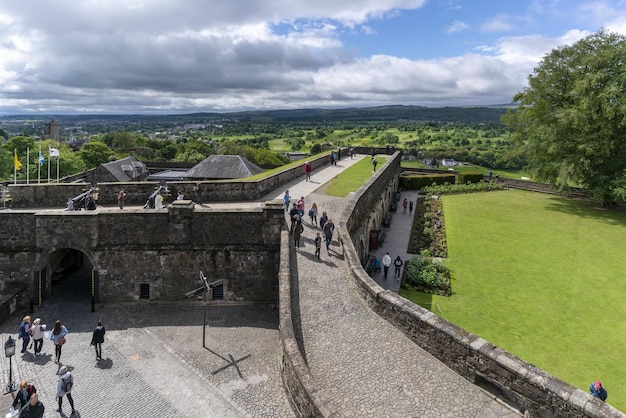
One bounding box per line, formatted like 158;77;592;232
7;183;93;208
8;153;339;208
279;229;339;418
0;203;284;303
343;153;401;260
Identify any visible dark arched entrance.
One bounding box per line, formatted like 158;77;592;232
36;248;98;306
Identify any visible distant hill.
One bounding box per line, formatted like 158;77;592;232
206;105;508;124
0;105;509;127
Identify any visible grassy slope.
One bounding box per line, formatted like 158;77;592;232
403;190;626;410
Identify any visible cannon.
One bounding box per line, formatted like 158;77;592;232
143;185;164;209
71;189;96;211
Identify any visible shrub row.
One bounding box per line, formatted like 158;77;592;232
400;173;455;189
422;181;505;195
457;171;484;185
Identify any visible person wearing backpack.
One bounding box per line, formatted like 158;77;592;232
56;366;75;416
11;380;37;412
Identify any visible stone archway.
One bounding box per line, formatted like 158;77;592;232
39;248;99;306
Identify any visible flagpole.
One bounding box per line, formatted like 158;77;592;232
48;146;51;183
26;147;30;184
57;155;60;183
38;147;41;183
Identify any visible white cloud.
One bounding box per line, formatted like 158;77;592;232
480;14;516;32
0;0;624;113
446;20;470;34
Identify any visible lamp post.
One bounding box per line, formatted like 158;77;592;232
199;272;223;349
4;336;16;394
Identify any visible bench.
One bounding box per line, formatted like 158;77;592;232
378;230;387;246
382;214;392;227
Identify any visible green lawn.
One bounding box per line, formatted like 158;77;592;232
325;156;388;197
401;190;626;411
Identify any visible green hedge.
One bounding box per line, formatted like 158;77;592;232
457;171;484;185
400;173;456;189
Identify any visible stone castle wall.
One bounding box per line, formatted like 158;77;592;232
0;203;284;303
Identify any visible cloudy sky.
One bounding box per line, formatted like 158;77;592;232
1;0;626;114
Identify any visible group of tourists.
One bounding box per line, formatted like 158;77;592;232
12;316;107;417
381;252;403;281
283;190;336;258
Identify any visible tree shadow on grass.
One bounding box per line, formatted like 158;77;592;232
543;196;626;227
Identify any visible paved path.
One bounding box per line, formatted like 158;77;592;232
0;154;520;417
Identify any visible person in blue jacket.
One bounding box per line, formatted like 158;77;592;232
590;381;608;401
49;320;68;364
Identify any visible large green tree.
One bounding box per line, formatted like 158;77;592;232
504;30;626;205
79;141;115;168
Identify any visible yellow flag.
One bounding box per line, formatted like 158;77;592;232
14;150;22;170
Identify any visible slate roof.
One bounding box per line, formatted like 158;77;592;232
101;156;149;182
183;155;264;180
147;170;188;182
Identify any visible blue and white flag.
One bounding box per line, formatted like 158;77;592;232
49;147;59;159
38;150;45;166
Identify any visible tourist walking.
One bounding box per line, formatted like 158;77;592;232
372;157;378;172
382;253;391;279
394;256;403;280
30;318;46;357
323;219;335;252
309;203;318;225
56;366;76;416
90;320;106;361
117;190;126;209
314;233;322;259
304;161;312;181
296;196;305;218
319;211;328;230
49;320;68;364
283;189;291;212
289;203;300;235
18;316;31;354
18;392;44;418
293;220;304;249
402;198;408;213
12;380;37;412
409;200;414;214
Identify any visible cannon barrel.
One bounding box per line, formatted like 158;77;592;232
71;189;92;205
148;185;163;201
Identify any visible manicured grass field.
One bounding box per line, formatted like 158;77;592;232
325;156;388;197
400;190;626;411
